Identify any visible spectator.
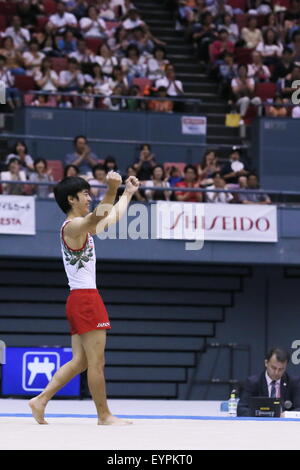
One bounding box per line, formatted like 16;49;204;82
34;57;59;92
122;8;145;32
126;84;145;111
291;31;300;62
17;0;45;32
147;46;169;80
96;0;116;20
0;37;24;72
69;38;96;64
31;93;56;107
79;4;108;38
192;11;218;63
22;39;45;75
79;83;95;109
64;135;98;175
108;65;129;92
64;164;80;178
148;86;174;113
155;64;184;97
248;51;271;82
231;64;262;119
206;172;233;203
57;30;77;56
197;149;221;185
5;140;34;173
237;347;300;417
218;13;239;44
29;158;54;198
175;164;203;202
256;28;283;64
120;45;147;85
85;63;111;96
48;1;77;35
88;164;108;202
71;0;88;20
241;16;263;49
0;158;27;195
94;44;118;77
221;148;249;184
218;52;237;99
133;144;156;181
104;156;118;173
59;58;85;91
272;47;294;82
4;15;31;51
209;29;235;65
166;165;183;186
122;165;146;202
0;55;21;110
35;22;60;57
239;173;271;204
129;27;154;56
103;84;127;110
143;164;171;201
266;95;288;117
278;66;300;100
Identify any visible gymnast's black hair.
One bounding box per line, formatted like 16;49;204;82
54;176;90;214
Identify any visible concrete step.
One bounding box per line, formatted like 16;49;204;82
207;124;239;137
183;82;217;93
207;135;242;145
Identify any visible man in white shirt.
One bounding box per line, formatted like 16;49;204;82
5;15;31;51
48;1;77;34
206;172;233;203
69;39;96;63
79;5;107;38
122;9;145;31
59;58;85;91
155;64;184;96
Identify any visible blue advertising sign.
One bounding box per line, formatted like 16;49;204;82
1;347;80;397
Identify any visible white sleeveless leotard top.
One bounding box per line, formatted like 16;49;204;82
60;219;96;290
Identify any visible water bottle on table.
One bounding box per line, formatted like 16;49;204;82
228;389;238;417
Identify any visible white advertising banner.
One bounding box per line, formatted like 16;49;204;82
156;202;278;243
181;116;207;135
0;195;36;235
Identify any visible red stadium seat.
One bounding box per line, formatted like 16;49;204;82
0;14;7;32
0;3;17;16
243;105;257;125
14;75;35;92
36;16;49;32
51;57;68;73
163;162;186;175
227;0;247;10
43;0;57;15
234;47;253;65
255;82;276;101
235;14;248;31
85;38;103;54
132;78;152;95
47;160;64;182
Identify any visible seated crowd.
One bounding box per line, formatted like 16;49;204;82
0;0;184;112
174;0;300;119
0;136;270;204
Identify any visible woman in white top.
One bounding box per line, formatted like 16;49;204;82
85;63;112;95
94;43;118;77
22;39;45;75
1;158;27;195
247;51;271;82
241;16;263;49
5;140;34;173
143;165;171;202
34;57;59;92
121;45;146;84
79;5;108;38
256;28;283;64
147;46;169;81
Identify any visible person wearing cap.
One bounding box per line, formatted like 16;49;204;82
221;148;250;185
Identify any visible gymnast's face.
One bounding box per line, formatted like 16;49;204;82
265;355;287;382
68;189;91;216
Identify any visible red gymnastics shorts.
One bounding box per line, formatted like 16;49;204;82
66;289;111;335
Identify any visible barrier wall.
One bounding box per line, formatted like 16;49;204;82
13;108;207;170
0;200;300;265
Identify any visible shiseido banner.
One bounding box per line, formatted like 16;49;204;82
156;202;278;243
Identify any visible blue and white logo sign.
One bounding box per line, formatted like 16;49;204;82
22;351;60;392
2;347;80;396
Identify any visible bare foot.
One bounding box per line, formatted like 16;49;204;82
98;414;133;426
28;397;48;424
